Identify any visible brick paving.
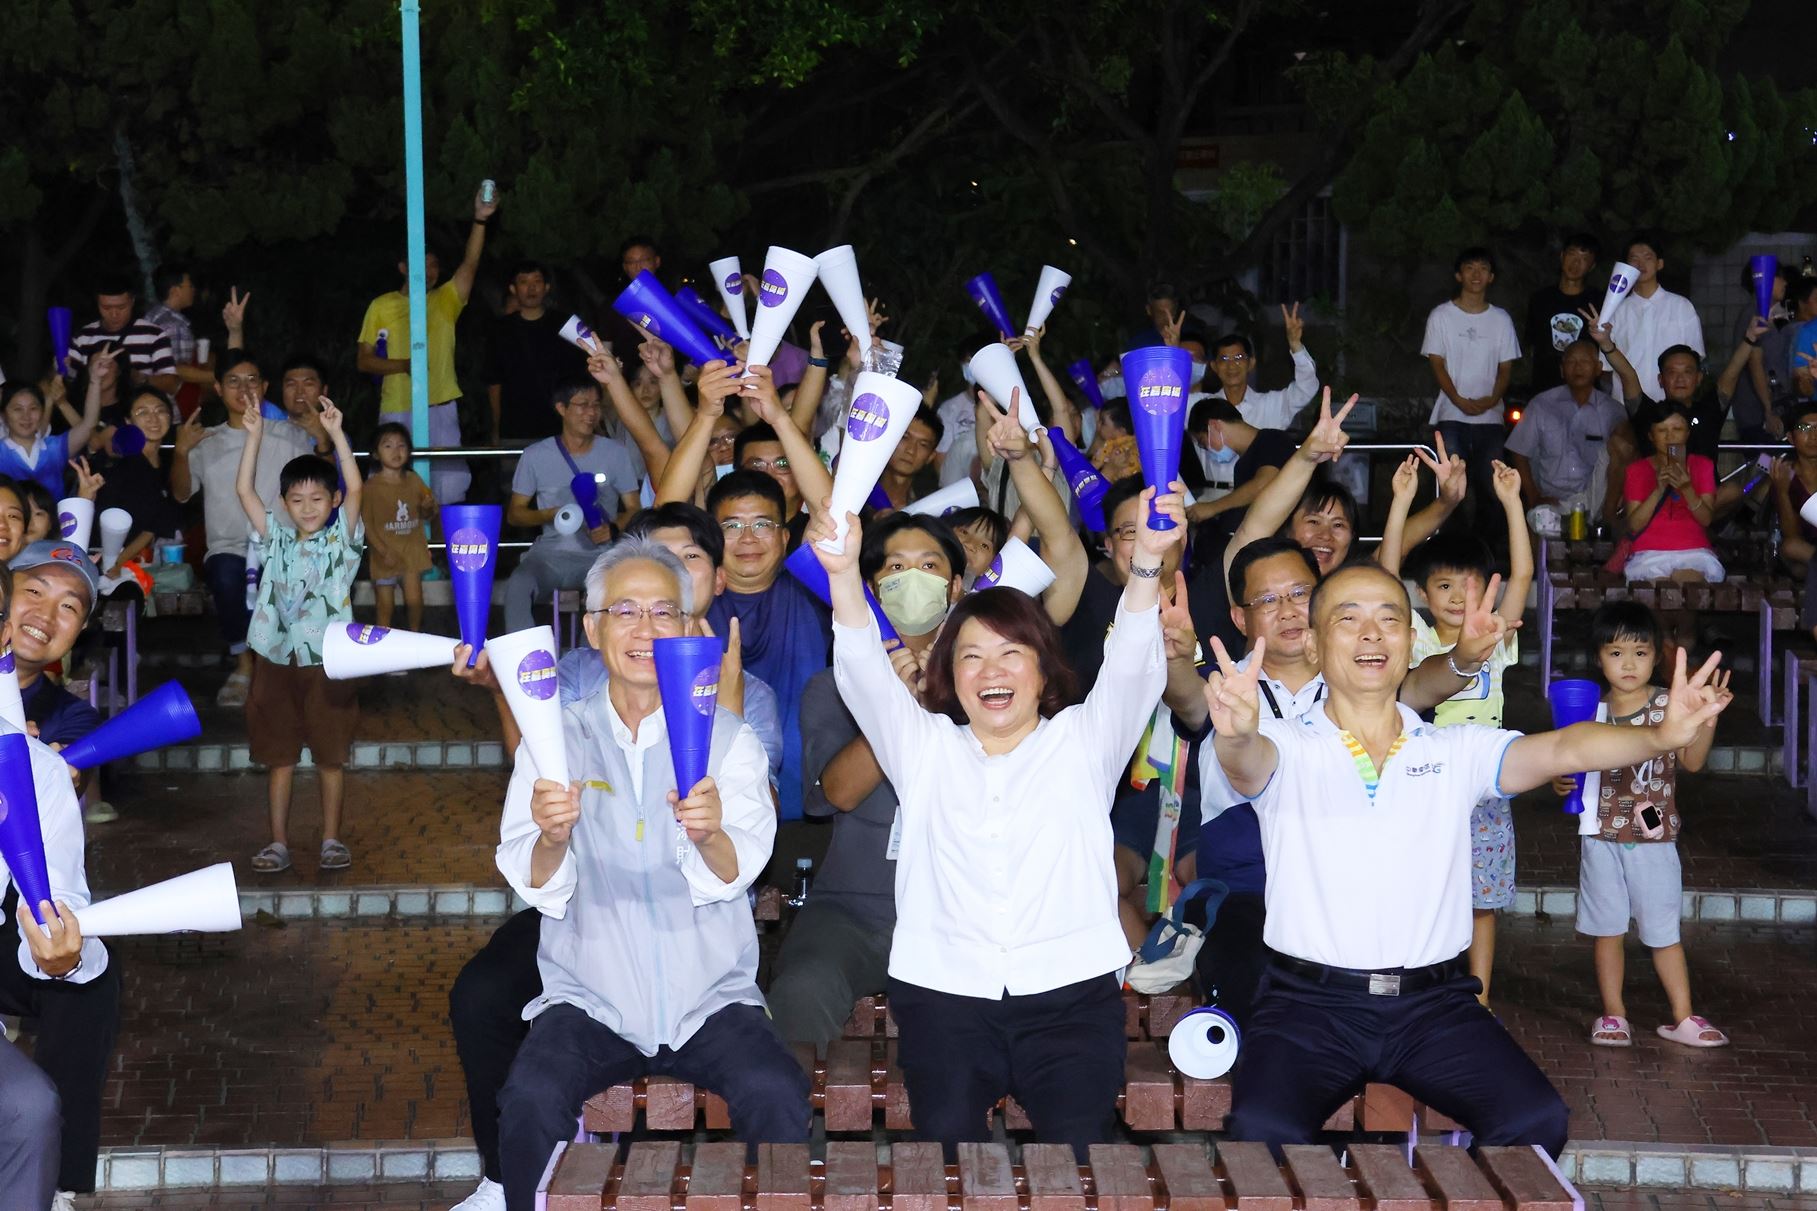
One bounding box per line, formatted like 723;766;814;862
87;1181;479;1208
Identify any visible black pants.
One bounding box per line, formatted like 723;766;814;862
1227;961;1569;1157
0;888;122;1193
889;973;1125;1163
448;907;542;1184
1192;891;1268;1030
498;1001;810;1211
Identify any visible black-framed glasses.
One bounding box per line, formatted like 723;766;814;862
744;457;791;473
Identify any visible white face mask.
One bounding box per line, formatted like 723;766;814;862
876;568;951;636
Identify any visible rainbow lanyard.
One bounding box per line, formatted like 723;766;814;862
1337;731;1408;801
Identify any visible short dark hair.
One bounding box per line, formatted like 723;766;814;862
859;512;965;585
1787;276;1817;314
279;454;338;497
1101;474;1147;531
908;404;945;448
946;506;1009;553
1308;563;1411;629
1287;476;1359;537
626;502;726;568
1644;401;1695;433
1626;231;1665;263
1100;401;1132;435
1;383;45;412
1656;344;1702;373
1453;246;1496;275
152;264;190;300
551;379;597;410
372;421;413;452
734;423;782;467
1590;601;1663;658
1229;537;1320;606
1191;398;1243;430
707;469;786;520
1787;400;1817;431
1404;532;1496;587
508;259;550;283
620;235;660;259
1212;332;1253;360
19;481;54;526
94;275;136;299
1562;232;1601;260
921;588;1078;723
1147;281;1177;302
279;352;327;380
214;348;262;383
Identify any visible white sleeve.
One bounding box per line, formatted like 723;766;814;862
18;743;108;983
1497;309;1522;362
495;743;577;917
1462;725;1524;801
1196;728;1246;822
1419;306;1448;359
679;723;775;905
1680;297;1706;356
831;616;942;798
1237;716;1291;814
1077;601;1167;787
1284;345;1320;410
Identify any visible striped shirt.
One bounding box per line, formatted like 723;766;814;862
68;319;176;384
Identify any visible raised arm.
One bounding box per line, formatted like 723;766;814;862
1584;309;1642;402
1716;317;1772;405
741;365;832;508
788;321;831;437
1205;635;1278;798
318;398;362;525
655;361;738;506
639;337;696;438
1490;459;1532;623
592;343;672;480
1375;453;1423;577
982;391;1087;624
1279;302;1322;414
66;344;113;451
234;408;270;540
1224;388;1355;595
1019;327;1080;443
1397;434;1466;555
450;185;497;304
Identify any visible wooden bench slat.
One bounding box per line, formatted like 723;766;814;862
1144;993;1194;1038
1003;1095;1034;1131
1475;1146;1576;1211
685;1141;747;1211
1279;1146;1359;1211
958;1142;1018;1211
1123;1041;1178;1131
1360;1085;1416;1133
1180;1077;1232;1132
1088;1143;1155;1211
756;1142;813;1211
1349;1144;1433;1211
824;1139;881;1211
703;1091;731;1131
1023;1143;1086;1211
1414;1145;1502;1211
1215;1141;1292;1211
547;1141;616;1211
1150;1142;1228;1211
888;1141;950;1211
883;1052;914;1131
646;1075;698;1129
619;1141;683;1211
825;1040;875;1132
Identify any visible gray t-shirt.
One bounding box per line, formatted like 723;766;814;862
799;666;897;932
186;419;314;559
1503;385;1628;502
511;435;639;552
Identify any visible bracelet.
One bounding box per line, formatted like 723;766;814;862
1448;652;1487;679
473;216;491;227
1746;337;1760;347
807;356;830;368
1128;560;1162;579
46;957;82;982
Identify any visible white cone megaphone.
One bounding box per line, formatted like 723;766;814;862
708;257;750;341
820;373;924;555
74;862;242;937
57;498;95;551
1167;1007;1241;1080
1801;492;1817;534
559;315;601;352
904;478;980;518
969;342;1041;434
324;622;461;679
1598;262;1640;327
485;626;569;785
99;508;132;570
972;536;1055;597
815;245;872;361
552;504;584;536
1024;265;1072;334
0;649;24;731
745;246;818;370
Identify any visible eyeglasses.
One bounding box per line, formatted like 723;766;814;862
708;433;738;448
744;457;791;473
223;374;262;388
588;600;685;627
1214;353;1249;364
1241;584;1315;613
1111;526;1140;543
1795;423;1817;434
720;518;782;536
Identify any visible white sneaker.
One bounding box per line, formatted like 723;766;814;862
52;1192;76;1211
84;800;119;824
450;1177;506;1211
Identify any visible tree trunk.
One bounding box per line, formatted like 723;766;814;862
115;125;160;298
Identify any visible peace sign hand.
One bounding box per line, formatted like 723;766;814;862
1202;635;1264;737
1296;387;1356;464
1452;572;1516;669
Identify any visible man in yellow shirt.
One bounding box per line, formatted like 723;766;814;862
357;182;497;503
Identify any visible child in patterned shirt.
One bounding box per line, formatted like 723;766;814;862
236;397;366;875
1570;602;1730;1049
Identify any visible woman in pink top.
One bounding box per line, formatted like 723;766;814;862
1623;404;1723;653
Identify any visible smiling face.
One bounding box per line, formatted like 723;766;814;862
1307;565;1412;698
0;487;24;564
220;360;265;419
580;557;687;690
1289;499;1353;574
1211;340;1251;392
9;566;91;671
714;493;786;590
3;389;44;442
951;616;1044;742
557;386;603;441
1232;550;1317;663
127;391;174;445
282;475;341;537
1454;258;1494;296
1419;567;1482;632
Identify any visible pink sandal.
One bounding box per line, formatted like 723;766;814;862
1590;1015;1633;1047
1656;1015;1728;1047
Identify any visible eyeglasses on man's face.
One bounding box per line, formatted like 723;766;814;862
720;518;782;537
590;600;685;627
1242;584;1315;614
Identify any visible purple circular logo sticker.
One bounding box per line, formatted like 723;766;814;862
59;511;78;538
1609;272;1631;295
723;272;742;294
1051;285;1068;305
847;392;892;442
516;649;557;701
347;624;390;645
1070;467;1104;496
759;268;790;308
1135;367;1185;417
690;665;719;716
449;527;492;574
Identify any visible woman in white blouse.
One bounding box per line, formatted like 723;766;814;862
807;482;1184;1160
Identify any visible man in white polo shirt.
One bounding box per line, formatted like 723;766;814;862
1204;561;1732;1156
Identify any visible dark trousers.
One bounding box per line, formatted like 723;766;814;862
202;553;251;650
0;890;122;1193
448;908;542;1184
1435;421;1507;533
498;1001;810;1211
889;974;1125;1163
1227;962;1569;1158
1192;891;1268;1030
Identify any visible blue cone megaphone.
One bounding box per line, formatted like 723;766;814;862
59;681;202;771
0;732;52;922
612;271;727;368
443;504;503;666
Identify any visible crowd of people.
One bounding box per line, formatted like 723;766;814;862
0;190;1809;1210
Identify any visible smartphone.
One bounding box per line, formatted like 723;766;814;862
1639;803;1663;833
1666;442;1685;463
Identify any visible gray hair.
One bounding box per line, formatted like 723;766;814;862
585;535;694;615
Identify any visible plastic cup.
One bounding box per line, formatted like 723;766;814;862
784;544;899;644
612;271;725;368
558;315;600;352
1598;262;1639;326
195;337;211;365
47;307;72;378
1750;254;1779;320
969;342;1041;434
654;636;720;801
1167;1007;1241;1080
59;681;202;770
972;536;1055;597
964;272;1015;340
485;626;568;785
746;246;818;369
0;731;52;922
815;245;873;359
443;504;503;665
75;862;241;937
1068;358;1107;410
1023;264;1072;334
1119;345;1192;529
0;651;23;732
57;498;94;552
1047;430;1108;531
99;507;132;570
821;372;923;553
903;479;979;518
708;256;750;340
1546;678;1604;815
324;623;462;680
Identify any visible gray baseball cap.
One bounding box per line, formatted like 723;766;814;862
11;539;102;608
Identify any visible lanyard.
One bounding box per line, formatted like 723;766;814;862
556;437;585;477
1257;677;1323;721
